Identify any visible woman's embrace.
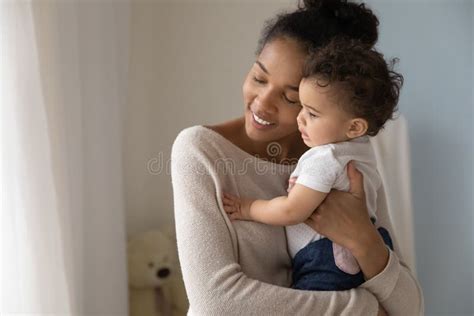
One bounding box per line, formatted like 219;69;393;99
171;0;424;314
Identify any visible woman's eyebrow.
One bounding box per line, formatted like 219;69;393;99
256;61;269;74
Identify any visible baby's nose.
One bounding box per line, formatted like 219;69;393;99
296;111;305;125
296;115;306;126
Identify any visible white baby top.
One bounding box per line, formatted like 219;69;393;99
286;136;382;258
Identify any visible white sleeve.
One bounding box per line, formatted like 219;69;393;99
171;128;379;316
295;146;343;193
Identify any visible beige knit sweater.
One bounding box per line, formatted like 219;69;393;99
171;126;423;316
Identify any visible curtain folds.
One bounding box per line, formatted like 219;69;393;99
1;1;130;314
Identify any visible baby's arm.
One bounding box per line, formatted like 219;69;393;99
223;184;327;226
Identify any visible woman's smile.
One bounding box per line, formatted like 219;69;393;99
252;111;274;126
249;109;277;130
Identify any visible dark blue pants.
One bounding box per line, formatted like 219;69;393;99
292;227;393;291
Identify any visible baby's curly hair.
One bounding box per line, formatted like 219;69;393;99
303;38;403;136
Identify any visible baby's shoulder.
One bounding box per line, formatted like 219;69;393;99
299;144;337;161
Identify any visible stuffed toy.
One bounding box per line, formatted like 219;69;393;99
128;229;188;316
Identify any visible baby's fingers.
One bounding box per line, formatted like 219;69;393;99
223;192;239;201
229;212;243;221
222;195;235;205
223;192;241;206
223;205;235;214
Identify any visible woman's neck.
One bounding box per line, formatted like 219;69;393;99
207;117;308;164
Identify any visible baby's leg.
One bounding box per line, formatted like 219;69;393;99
292;228;394;291
333;243;360;274
332;227;394;275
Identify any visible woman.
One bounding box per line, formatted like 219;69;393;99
171;0;424;314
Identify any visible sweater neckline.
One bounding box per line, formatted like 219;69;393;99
198;125;298;169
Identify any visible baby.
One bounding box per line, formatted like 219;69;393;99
223;38;403;291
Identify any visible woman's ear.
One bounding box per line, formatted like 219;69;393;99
346;118;368;139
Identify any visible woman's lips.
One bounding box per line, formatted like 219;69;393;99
251;110;274;124
248;108;276;130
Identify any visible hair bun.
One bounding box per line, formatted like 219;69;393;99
300;0;358;20
300;0;346;12
298;0;379;47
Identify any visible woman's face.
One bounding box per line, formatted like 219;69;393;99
242;37;307;143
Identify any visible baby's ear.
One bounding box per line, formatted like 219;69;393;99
346;118;368;139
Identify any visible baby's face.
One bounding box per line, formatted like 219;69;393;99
296;79;353;147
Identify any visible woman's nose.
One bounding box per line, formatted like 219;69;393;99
255;88;277;114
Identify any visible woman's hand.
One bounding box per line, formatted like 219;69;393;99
304;161;389;280
304;161;373;252
377;303;388;316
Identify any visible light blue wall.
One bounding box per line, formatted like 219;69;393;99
365;1;473;315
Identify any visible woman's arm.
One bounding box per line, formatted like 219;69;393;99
171;128;380;315
361;184;424;316
305;163;389;279
305;162;424;315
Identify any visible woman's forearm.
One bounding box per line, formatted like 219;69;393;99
350;227;390;280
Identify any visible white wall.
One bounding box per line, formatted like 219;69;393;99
125;1;293;237
125;1;473;315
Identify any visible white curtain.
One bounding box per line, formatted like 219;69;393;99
371;116;416;272
1;1;130;315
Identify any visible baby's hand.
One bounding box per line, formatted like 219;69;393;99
287;176;298;193
222;192;253;221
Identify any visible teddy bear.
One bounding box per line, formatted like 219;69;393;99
127;229;188;316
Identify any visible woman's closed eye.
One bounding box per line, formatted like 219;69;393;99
283;94;299;105
253;76;266;84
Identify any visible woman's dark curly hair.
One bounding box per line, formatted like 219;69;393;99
256;0;379;55
303;38;404;136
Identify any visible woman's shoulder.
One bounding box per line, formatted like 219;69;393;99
171;126;214;160
173;125;208;144
204;117;245;143
173;119;243;150
172;119;244;158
